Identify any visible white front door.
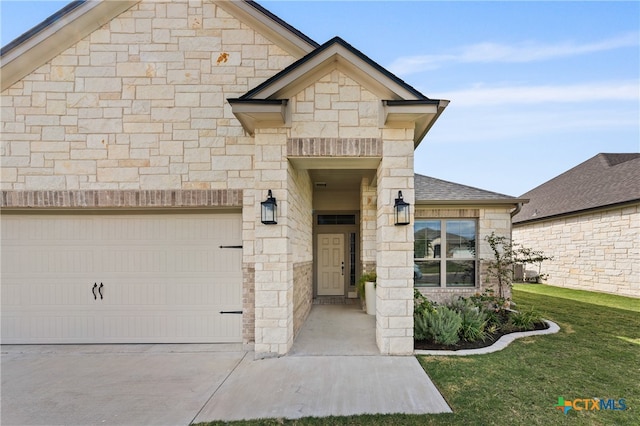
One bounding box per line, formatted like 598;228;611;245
317;234;345;296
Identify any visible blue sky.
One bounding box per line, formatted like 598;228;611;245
1;1;638;196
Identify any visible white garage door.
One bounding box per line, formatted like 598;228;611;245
1;212;243;344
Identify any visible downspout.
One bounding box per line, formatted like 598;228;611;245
511;202;523;218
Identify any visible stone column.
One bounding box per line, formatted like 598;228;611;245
375;130;415;355
360;176;377;274
252;129;293;358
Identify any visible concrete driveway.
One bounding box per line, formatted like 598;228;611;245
1;344;247;426
2;306;451;425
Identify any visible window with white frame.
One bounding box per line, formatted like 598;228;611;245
414;219;477;287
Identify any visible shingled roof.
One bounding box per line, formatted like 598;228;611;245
415;174;522;203
512;153;640;224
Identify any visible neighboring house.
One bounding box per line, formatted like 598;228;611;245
513;153;640;298
0;0;523;357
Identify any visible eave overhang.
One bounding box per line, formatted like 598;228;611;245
382;99;450;147
416;199;529;207
1;0;140;92
229;37;448;144
227;99;289;136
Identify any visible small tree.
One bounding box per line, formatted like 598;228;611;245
484;232;552;298
514;246;554;283
484;233;516;299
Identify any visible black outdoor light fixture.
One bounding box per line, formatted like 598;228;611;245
261;190;277;224
394;190;410;226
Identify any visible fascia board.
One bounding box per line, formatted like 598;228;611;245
416;199;529;207
1;1;139;92
215;0;317;58
228;99;289;135
247;43;425;101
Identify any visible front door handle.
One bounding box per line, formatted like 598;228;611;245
92;283;97;300
98;283;104;300
341;262;345;276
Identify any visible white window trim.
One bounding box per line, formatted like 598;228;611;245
415;218;478;288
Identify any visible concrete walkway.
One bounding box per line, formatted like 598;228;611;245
194;304;451;422
1;305;451;425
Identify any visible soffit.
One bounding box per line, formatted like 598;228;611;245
309;169;374;192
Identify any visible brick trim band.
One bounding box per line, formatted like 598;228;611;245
1;189;242;209
287;138;382;157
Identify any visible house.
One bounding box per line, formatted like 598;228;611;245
512;153;640;298
0;0;524;357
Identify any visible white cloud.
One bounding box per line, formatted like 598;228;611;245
388;32;639;75
425;106;639;145
430;80;640;107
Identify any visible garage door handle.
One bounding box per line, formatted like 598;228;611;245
98;283;104;300
92;283;98;300
220;311;243;314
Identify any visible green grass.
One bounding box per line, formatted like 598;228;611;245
513;283;640;312
198;285;639;426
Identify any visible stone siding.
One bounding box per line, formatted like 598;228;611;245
513;204;639;298
293;261;313;338
1;0;296;192
375;130;415;355
289;69;380;139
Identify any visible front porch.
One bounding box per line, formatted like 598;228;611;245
290;303;378;356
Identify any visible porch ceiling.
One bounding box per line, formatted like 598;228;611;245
289;157;380;171
309;169;376;191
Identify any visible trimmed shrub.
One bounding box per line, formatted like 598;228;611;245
414;311;431;341
449;298;487;342
509;308;543;331
428;306;462;345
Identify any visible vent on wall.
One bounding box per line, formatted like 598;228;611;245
315;182;327;188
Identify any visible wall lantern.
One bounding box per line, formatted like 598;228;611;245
394;190;410;226
261;190;277;225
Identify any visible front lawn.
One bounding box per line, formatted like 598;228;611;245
199;285;639;426
416;284;639;425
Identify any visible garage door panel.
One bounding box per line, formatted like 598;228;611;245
1;213;242;344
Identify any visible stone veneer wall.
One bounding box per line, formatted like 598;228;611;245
375;130;415;355
288;158;313;340
293;261;313;337
513;204;639;298
289;69;380;139
415;206;514;303
1;0;297;192
360;177;377;274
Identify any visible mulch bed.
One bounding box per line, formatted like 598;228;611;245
414;321;549;351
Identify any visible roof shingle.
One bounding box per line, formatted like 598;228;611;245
512;153;640;224
415;174;517;202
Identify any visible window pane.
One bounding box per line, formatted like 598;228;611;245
414;220;441;259
317;215;356;225
414;261;440;287
446;220;476;258
349;233;356;286
446;260;475;287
